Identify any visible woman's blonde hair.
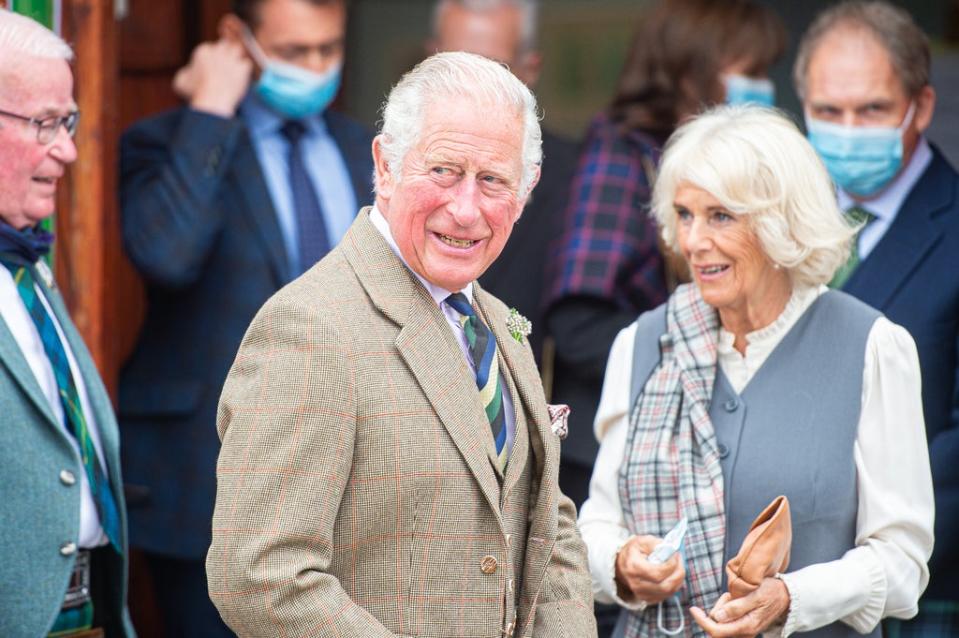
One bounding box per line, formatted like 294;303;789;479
652;105;854;287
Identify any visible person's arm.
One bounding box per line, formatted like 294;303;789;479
206;296;396;637
926;322;959;573
545;120;666;383
120;40;252;289
577;324;683;611
772;318;934;636
531;490;600;637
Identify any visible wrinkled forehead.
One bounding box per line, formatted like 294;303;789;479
0;53;75;114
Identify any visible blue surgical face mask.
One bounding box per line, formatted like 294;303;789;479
805;102;915;197
243;29;342;119
723;74;775;107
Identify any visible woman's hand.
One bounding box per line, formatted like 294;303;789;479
614;535;686;604
689;577;790;637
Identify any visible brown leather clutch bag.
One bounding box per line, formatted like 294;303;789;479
725;495;792;599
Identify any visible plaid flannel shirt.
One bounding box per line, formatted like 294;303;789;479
546;113;668;313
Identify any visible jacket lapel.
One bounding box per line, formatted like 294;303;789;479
0;312;59;428
845;149;954;308
342;210;503;520
229;128;292;284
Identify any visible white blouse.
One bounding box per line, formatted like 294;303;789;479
577;285;935;636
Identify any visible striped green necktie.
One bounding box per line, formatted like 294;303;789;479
446;293;508;470
1;257;122;551
830;206;875;289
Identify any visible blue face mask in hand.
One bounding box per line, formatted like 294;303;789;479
805;102;915;197
648;517;688;636
723;74;775;107
243;29;342;119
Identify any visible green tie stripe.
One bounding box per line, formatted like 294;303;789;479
449;294;508;469
830;206;875;289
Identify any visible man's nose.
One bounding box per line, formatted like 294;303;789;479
49;124;78;164
448;179;481;227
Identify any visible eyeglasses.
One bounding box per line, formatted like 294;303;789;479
0;108;80;144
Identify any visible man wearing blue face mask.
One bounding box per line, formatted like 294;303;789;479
117;0;373;635
796;2;959;635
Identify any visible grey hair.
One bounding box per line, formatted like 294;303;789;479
793;1;929;99
0;8;73;61
652;105;855;289
431;0;539;54
377;51;542;196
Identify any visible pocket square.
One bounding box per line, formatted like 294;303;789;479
547;404;570;440
725;495;792;599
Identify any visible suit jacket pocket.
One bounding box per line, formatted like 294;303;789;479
119;379;205;418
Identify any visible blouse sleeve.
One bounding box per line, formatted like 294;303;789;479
776;317;935;636
577;322;647;610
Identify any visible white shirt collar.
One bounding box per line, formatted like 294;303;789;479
369;205;474;307
838;136;933;220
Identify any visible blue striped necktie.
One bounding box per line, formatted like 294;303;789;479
446;293;508;469
1;257;122;552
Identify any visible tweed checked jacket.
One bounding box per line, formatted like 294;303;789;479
208;209;596;637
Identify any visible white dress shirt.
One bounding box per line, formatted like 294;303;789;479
578;285;935;636
369;207;516;455
0;265;110;548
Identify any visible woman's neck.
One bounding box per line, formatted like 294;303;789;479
719;274;793;355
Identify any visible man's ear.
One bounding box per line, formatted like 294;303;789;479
372;135;395;200
914;84;936;134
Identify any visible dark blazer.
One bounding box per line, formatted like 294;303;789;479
0;268;134;637
118;106;374;559
478;129;578;363
843;145;959;601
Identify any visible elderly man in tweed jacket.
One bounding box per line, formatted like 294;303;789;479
207;52;597;637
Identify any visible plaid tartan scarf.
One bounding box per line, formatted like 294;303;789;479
618;284;727;637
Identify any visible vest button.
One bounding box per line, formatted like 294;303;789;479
60;469;77;486
60;542;77;556
480;555;498;574
723;398;739;412
717;443;730;458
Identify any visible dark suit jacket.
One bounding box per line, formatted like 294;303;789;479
843;145;959;601
479;129;578;363
118;106;373;558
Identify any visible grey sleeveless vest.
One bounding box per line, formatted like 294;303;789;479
628;290;881;637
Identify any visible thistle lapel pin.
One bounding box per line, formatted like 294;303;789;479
506;308;532;343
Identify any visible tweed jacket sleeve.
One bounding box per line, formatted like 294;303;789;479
208;282;397;637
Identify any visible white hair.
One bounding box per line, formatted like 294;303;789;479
0;9;73;61
652;105;855;288
377;51;542;196
431;0;539;53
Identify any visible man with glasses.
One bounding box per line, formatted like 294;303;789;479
118;0;372;635
0;9;134;637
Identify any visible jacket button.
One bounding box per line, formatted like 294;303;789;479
504;533;511;547
717;443;730;458
723;398;739;412
505;621;516;636
60;469;76;486
480;555;498;574
60;542;77;556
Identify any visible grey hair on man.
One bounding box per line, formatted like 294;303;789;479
431;0;539;54
377;50;542;196
0;8;73;60
793;0;929;99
